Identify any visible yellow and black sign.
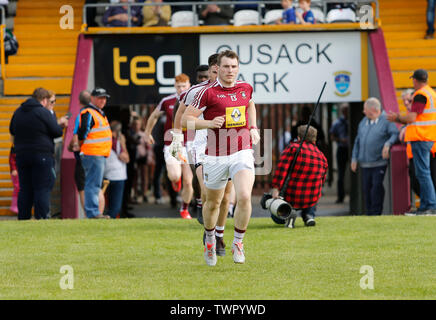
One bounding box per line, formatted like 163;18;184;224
226;106;246;128
93;34;199;104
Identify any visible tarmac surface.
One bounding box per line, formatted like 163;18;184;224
128;184;350;220
0;185;349;221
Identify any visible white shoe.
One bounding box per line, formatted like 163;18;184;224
232;242;245;264
204;242;217;266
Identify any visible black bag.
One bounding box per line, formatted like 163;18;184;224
4;29;18;58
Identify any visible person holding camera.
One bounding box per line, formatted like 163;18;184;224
270;125;328;227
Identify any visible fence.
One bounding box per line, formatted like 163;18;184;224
82;0;379;28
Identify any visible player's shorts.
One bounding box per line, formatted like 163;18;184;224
202;149;255;190
192;129;207;168
164;145;189;165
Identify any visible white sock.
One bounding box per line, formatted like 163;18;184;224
233;228;245;244
216;225;225;238
205;228;215;244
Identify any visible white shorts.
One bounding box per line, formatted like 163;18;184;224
202;149;255;190
164;145;188;165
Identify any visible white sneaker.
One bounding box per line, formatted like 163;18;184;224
232;242;245;264
204;242;217;266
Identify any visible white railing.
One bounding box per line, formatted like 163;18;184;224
82;0;379;29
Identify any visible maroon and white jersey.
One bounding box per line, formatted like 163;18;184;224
156;93;187;146
191;79;254;156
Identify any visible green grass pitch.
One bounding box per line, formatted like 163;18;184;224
0;216;435;300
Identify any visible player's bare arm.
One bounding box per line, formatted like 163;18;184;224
247;100;260;145
144;107;164;144
182;105;225;130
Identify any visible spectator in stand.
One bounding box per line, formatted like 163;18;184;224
143;0;171;26
167;0;195;13
103;0;143;27
329;103;349;204
8;141;18;214
271;125;328;228
199;0;233;25
425;0;436;39
386;69;436;215
9;88;65;220
85;0;99;27
351;97;399;216
276;0;296;24
295;0;315;24
234;0;259;13
104;121;130;219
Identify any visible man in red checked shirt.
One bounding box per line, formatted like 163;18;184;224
182;50;260;266
271;125;328;228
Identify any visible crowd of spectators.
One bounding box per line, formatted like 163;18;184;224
84;0;361;27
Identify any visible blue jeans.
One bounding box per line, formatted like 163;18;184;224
362;165;387;215
411;141;436;211
16;153;56;220
81;155;106;218
301;206;316;219
107;180;125;219
427;0;436;35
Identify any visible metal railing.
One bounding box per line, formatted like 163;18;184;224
0;6;6;80
82;0;379;29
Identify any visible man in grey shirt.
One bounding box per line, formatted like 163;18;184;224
351;97;399;215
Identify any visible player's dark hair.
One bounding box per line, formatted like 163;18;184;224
196;64;209;73
208;53;219;67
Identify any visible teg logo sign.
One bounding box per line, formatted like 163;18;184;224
112;48;182;94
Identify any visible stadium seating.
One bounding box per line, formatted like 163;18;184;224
326;8;356;23
311;7;325;23
380;0;436;113
263;9;282;25
0;0;80;216
232;9;261;26
170;10;196;27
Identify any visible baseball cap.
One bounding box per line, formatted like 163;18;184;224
409;69;428;82
91;87;110;98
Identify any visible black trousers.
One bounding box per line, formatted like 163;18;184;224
361;165;387;216
16;153;56;220
336;146;348;201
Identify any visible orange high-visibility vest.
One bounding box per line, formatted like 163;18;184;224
405;85;436;142
406;142;436;159
80;107;112;157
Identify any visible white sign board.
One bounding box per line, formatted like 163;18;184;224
200;32;363;103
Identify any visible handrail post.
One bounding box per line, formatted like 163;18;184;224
0;6;6;81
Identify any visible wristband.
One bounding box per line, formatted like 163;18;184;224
249;126;258;130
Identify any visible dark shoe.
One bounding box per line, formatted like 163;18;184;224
94;214;110;219
335;199;344;204
197;206;204;225
424;34;434;39
302;213;316;227
216;236;226;256
120;211;135;218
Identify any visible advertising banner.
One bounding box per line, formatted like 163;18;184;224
93;34;199;104
200;32;363;103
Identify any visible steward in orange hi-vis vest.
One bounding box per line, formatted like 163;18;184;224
79;106;112;157
404;84;436;142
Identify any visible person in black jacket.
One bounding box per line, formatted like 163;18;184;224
9;87;67;220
